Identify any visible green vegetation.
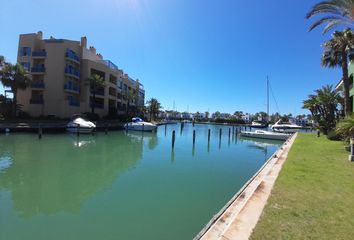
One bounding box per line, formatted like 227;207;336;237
321;29;354;116
89;74;105;114
146;98;162;121
306;0;354;34
336;114;354;139
303;85;343;134
0;56;31;118
251;133;354;239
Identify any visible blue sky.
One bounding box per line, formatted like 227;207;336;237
0;0;342;115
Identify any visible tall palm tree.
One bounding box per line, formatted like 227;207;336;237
306;0;354;34
0;62;31;116
89;74;105;114
146;98;161;121
321;29;354;116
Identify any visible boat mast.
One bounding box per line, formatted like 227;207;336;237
267;76;269;122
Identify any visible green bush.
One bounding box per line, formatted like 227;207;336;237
327;130;342;141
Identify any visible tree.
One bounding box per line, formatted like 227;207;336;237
125;87;138;117
321;29;354;116
146;98;161;121
303;85;343;134
234;111;243;119
306;0;354;34
0;62;31;117
89;74;105;114
336;114;354;138
205;111;210;119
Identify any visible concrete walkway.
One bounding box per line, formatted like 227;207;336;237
195;133;298;240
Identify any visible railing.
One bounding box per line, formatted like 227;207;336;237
32;51;47;57
90;102;104;109
64;83;80;93
65;52;80;62
31;67;46;73
65;68;80;78
31;82;45;88
91;89;105;96
68;99;80;107
30;98;44;104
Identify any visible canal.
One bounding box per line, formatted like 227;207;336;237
0;123;283;240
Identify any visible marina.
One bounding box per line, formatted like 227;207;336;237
0;123;283;240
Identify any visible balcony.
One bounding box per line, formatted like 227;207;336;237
31;81;45;89
31;66;46;74
32;51;47;58
64;82;80;93
90;102;104;109
68;98;80;107
91;89;105;96
30;98;44;104
65;52;80;63
65;68;80;79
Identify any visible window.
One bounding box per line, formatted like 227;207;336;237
20;47;31;57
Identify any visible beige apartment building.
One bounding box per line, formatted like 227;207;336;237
17;31;145;118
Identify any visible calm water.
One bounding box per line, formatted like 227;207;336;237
0;123;282;240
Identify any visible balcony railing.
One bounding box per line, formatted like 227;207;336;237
31;81;45;88
31;67;46;73
68;99;80;107
64;83;80;93
65;68;80;78
90;102;104;109
30;98;44;104
32;51;47;57
65;52;80;63
91;89;105;96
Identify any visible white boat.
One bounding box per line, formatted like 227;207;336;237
250;121;268;128
240;130;290;141
124;117;157;132
271;120;303;133
67;116;96;134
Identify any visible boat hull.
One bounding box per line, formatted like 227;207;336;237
66;126;94;134
240;131;289;141
124;123;157;132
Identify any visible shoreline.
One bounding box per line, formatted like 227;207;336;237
194;133;298;240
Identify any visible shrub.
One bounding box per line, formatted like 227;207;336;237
327;130;342;141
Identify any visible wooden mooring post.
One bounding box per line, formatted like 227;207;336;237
38;124;42;139
165;124;167;136
172;130;176;148
208;129;211;143
77;124;80;137
219;128;222;141
193;130;196;145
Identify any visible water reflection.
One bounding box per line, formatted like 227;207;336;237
0;133;146;218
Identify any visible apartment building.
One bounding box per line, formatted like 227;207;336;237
17;31;145;118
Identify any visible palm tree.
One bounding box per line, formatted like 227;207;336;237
306;0;354;34
321;29;354;116
0;62;31;116
146;98;161;121
89;74;105;114
303;85;343;133
125;87;138;116
336;114;354;138
0;55;4;67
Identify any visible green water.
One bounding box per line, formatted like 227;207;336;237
0;124;282;240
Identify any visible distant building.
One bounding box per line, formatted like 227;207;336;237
17;31;145;118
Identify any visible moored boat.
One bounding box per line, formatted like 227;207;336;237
240;130;290;141
250;120;269;128
67;116;96;134
271;120;303;133
124;117;157;132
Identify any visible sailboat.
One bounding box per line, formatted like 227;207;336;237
250;77;270;128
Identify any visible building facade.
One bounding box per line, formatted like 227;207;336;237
17;31;145;118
